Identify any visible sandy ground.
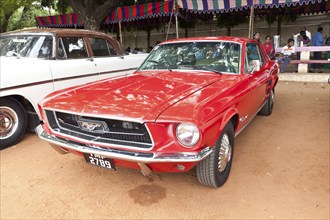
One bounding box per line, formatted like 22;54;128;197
0;81;329;219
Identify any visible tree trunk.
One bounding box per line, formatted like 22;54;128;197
0;14;11;33
69;0;117;31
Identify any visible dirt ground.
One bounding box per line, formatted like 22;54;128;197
1;81;329;219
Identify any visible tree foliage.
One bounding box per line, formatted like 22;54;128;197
0;0;35;32
7;4;49;31
0;0;73;33
68;0;118;31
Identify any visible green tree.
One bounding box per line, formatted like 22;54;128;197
0;0;73;33
68;0;118;31
0;0;35;33
7;4;49;31
40;0;73;14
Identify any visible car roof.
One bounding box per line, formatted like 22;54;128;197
0;28;110;38
162;36;256;45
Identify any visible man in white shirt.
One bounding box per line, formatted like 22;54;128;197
277;38;295;73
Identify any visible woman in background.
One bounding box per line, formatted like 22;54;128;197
262;35;275;59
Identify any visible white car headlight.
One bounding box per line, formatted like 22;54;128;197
176;122;200;147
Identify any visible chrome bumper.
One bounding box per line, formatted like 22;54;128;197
35;125;212;163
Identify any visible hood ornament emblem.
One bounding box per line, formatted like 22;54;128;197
77;119;108;133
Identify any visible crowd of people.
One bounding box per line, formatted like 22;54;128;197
125;41;161;54
253;26;329;73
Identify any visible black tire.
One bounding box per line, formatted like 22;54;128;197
0;98;27;150
197;122;234;188
259;89;274;116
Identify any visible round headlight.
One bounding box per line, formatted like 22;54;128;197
176;122;200;147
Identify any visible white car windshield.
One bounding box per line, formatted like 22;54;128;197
0;35;53;59
139;41;241;74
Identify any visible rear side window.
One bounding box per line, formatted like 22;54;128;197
58;37;88;59
89;38;118;57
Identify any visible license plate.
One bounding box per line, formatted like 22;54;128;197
83;153;116;170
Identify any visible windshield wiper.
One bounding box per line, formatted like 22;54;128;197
196;66;222;75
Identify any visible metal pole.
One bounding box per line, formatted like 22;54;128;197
248;6;254;38
175;14;179;39
119;21;123;44
166;13;173;40
166;0;176;41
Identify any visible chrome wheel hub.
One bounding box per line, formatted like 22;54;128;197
218;133;232;172
0;107;18;139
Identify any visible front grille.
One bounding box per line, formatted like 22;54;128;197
45;110;152;149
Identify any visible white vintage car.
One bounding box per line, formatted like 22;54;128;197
0;28;147;149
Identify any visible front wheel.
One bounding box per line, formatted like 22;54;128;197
197;122;235;188
259;89;275;116
0;98;27;149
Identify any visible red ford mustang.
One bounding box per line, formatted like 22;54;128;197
36;37;279;188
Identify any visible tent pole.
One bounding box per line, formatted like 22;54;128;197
166;13;173;41
175;14;179;39
119;21;123;45
166;0;176;41
248;6;254;38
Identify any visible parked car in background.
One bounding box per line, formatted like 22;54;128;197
0;28;147;149
36;37;279;187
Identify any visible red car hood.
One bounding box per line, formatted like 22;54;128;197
42;70;222;122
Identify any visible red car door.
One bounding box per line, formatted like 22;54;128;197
245;43;270;114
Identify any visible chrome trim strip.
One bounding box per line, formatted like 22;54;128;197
36;125;212;163
43;107;146;124
235;99;267;137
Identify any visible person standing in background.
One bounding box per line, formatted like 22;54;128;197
298;30;311;47
262;35;275;59
312;27;324;69
297;30;311;60
304;26;312;42
253;32;261;43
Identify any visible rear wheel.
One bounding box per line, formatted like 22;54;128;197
197;122;234;188
0;98;27;149
259;89;274;116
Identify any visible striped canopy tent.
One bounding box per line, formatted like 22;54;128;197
177;0;327;37
177;0;326;13
35;13;84;28
104;0;175;24
103;0;178;41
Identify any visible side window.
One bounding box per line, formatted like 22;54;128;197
58;37;88;59
89;37;118;57
246;43;263;73
38;36;53;59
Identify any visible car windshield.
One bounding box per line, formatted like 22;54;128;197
139;41;241;74
0;35;54;59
